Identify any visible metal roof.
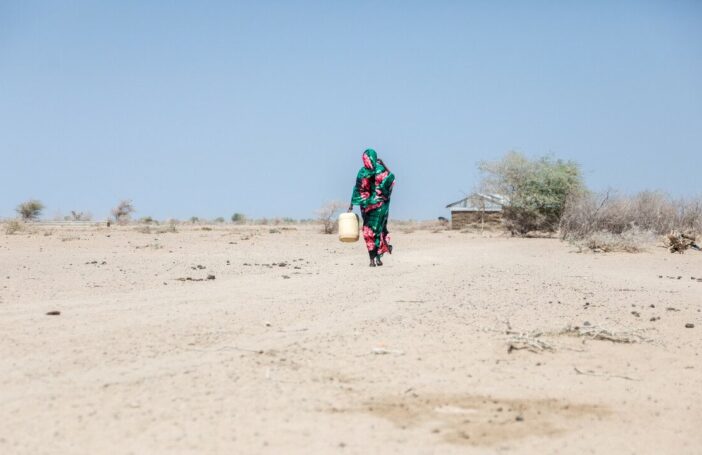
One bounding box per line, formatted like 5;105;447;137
446;193;508;212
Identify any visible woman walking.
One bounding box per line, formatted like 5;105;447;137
349;149;395;267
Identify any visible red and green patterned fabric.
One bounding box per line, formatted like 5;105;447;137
351;149;395;255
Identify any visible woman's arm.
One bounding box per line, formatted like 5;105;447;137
350;175;363;211
350;184;358;211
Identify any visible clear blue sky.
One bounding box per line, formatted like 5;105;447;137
1;1;700;220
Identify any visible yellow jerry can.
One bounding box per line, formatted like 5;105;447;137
338;212;360;242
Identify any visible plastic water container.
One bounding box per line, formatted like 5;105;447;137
338;212;360;242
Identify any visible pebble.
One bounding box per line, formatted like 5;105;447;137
46;311;61;316
685;323;695;329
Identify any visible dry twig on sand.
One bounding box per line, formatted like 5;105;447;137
370;347;405;356
506;331;555;353
481;321;557;353
486;320;651;353
573;366;639;381
560;324;651;343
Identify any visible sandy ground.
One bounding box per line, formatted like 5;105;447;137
1;223;700;454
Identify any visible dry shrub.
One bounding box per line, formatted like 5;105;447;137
68;211;92;221
577;228;656;253
156;223;178;234
112;200;135;224
562;191;702;238
317;201;343;234
4;220;24;235
561;191;702;252
676;197;702;234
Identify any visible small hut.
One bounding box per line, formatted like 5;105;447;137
446;193;507;230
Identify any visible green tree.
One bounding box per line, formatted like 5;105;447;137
16;199;44;221
231;213;247;224
479;151;583;235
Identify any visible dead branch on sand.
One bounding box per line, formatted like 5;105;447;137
573;366;639;381
484;320;652;353
559;324;652;344
665;231;701;253
507;332;555;353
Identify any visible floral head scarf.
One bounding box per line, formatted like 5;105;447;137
359;149;383;178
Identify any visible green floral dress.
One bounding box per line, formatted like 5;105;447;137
351;149;395;256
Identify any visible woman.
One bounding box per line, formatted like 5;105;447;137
349;149;395;267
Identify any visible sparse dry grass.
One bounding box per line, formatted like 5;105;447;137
561;191;702;237
4;220;24;235
575;228;657;253
135;221;178;234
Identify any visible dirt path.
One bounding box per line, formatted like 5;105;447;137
1;225;700;454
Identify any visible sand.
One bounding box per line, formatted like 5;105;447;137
1;223;700;454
